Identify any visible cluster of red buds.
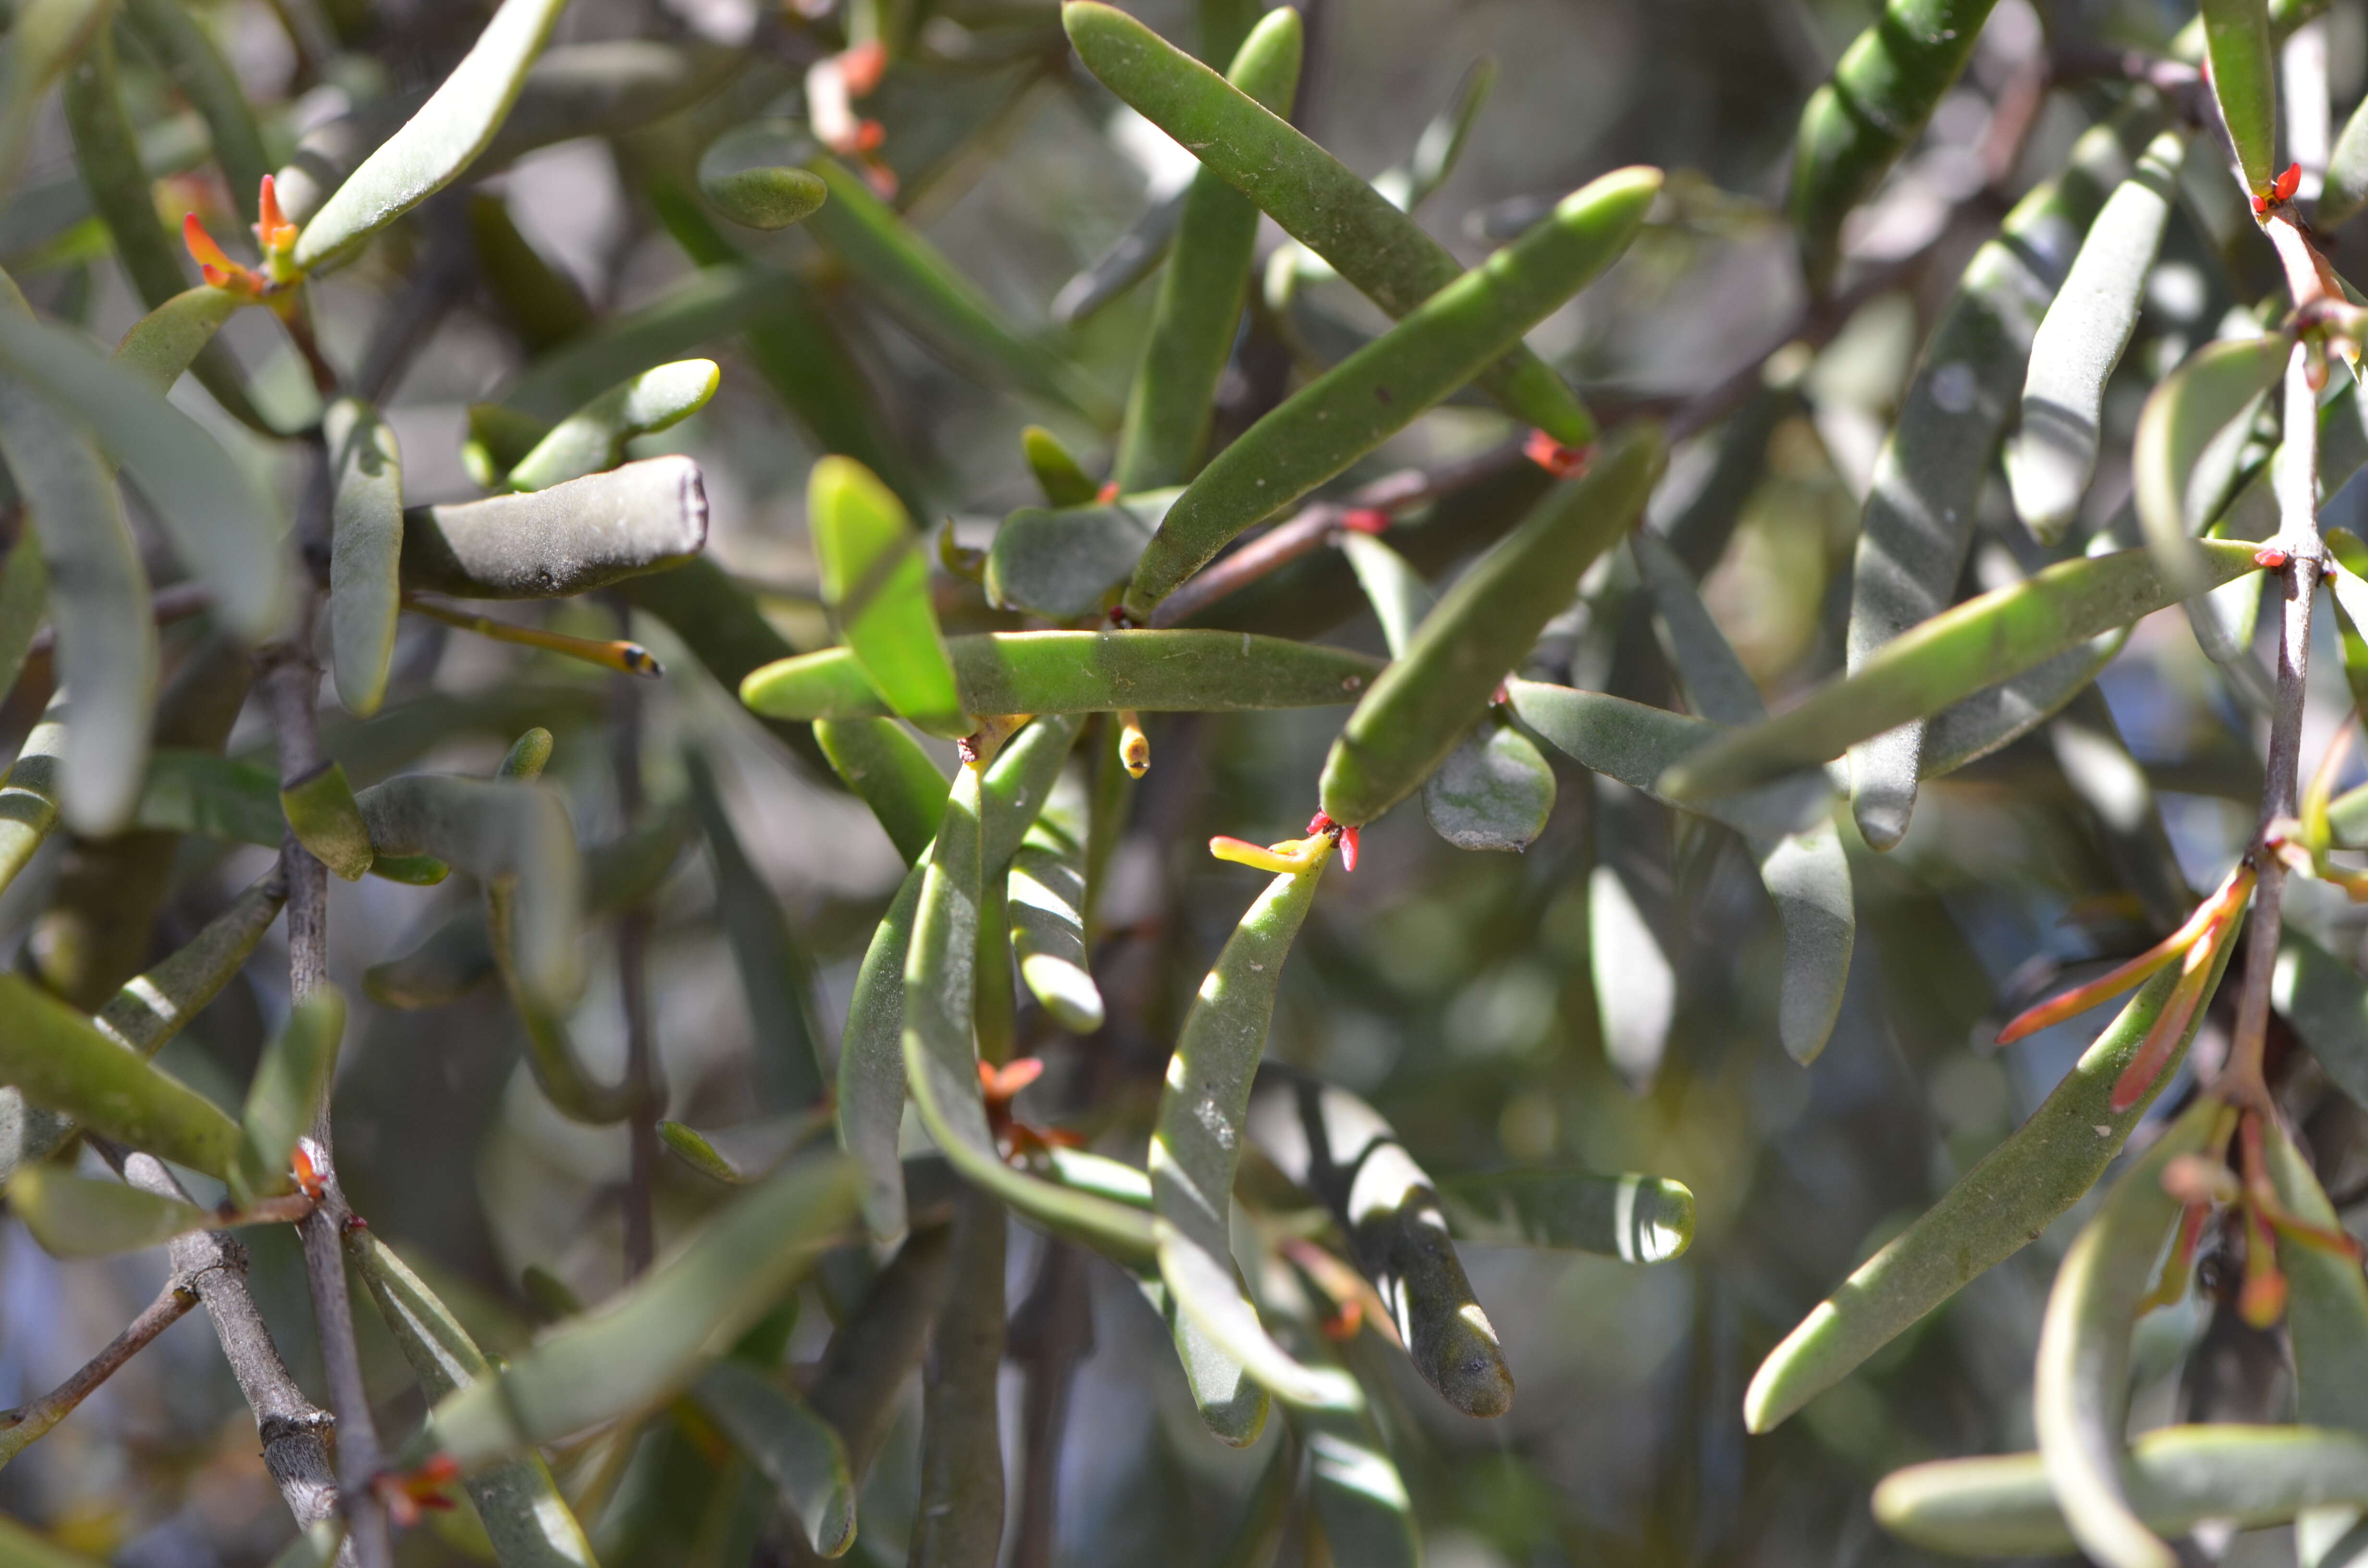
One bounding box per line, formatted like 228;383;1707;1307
2250;160;2306;217
183;175;302;298
1208;811;1356;874
808;41;897;197
372;1453;460;1527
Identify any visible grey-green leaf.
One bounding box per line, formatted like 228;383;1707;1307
1436;1167;1694;1262
327;398;405;717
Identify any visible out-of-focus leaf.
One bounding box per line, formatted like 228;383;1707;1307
1421;721;1554;852
1875;1426;2368;1556
4;1164;209;1257
2202;0;2279;192
293;0;571;270
346;1229;601;1568
803;159;1115;426
1062;0;1592;446
907;1189;1006;1568
326;397;405;718
1589;859;1674;1091
812;456;964;739
2272;934;2368;1114
1021;425;1099;507
2007;129;2190;538
0;0;119;191
1122;172;1660;622
1320;423;1663;827
1338;532;1433;658
1922;628;2130;778
687;749;825;1111
1659;541;2264;804
281;762;374;882
116;0;270;219
806;1223;953;1487
692;1360;855;1557
1050;188;1184;327
498;265;781;422
110;286;245;393
2134;334;2289;591
1009;770;1102;1033
1111;10;1299;492
505;360;718;492
0;528;43;705
0;378;153;835
427;1152;862;1463
1742;940;2232;1434
2033;1099;2216;1568
401;457;706;600
239;989;344;1184
2263;1117;2368;1568
1436;1167;1694;1262
2328;89;2368;227
984;490;1177;619
133;749;283;847
742;630;1383;722
812;718;947;867
696;121;827;232
469;193;592;356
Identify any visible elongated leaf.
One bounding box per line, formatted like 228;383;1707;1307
2263;1118;2368;1568
812;456;963;738
1243;1072;1514;1417
687;749;825;1112
326;397;404;717
1339;531;1432;658
117;0;270;219
2033;1099;2217;1568
401;456;706;600
2135;334;2290;591
1050;189;1184;327
1788;0;2004;289
2203;0;2279;191
742;629;1383;723
1436;1167;1694;1262
2328;90;2368;227
692;1360;855;1557
2273;931;2368;1115
2008;129;2190;538
111;286;244;393
1742;935;2233;1433
984;490;1178;620
427;1152;862;1463
0;975;256;1187
813;718;948;867
1842;107;2159;848
282;760;373;882
0;380;154;834
1123;169;1660;620
0;292;286;641
1590;858;1674;1090
294;0;570;269
1023;425;1099;507
902;762;1155;1262
5;1164;209;1257
0;0;120;191
499;265;780;421
362;913;492;1010
1660;540;2263;804
1320;422;1662;826
133;748;283;846
908;1188;1006;1568
803;160;1113;425
1112;9;1299;491
1009;769;1101;1032
240;989;344;1184
506;360;718;492
1062;0;1592;446
1876;1425;2368;1556
0;528;43;707
1922;627;2130;778
347;1230;598;1568
807;1223;953;1486
1418;713;1556;853
697;122;827;232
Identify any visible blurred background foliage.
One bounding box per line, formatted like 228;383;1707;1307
4;0;2365;1561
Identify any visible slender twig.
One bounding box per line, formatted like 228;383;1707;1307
0;1274;197;1465
258;448;395;1568
1007;1241;1091;1568
612;598;661;1279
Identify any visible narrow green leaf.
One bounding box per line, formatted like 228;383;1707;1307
1122;168;1660;621
742;629;1383;723
1062;0;1594;446
132;748;283;847
280;762;375;881
984;490;1177;620
1436;1167;1694;1262
1049;191;1183;328
1009;769;1103;1033
1022;426;1099;507
1787;0;2003;290
426;1152;862;1464
110;286;245;393
0;1517;107;1568
239;988;344;1185
498;265;779;422
1661;540;2264;805
5;1164;209;1258
0;0;121;192
2033;1098;2218;1568
1841;106;2162;848
1152;844;1330;1435
812;718;948;867
805;1223;953;1483
1244;1072;1514;1417
1386;56;1495;212
1320;421;1663;826
1112;8;1299;492
907;1189;1006;1568
347;1230;599;1568
116;0;270;220
1921;627;2131;779
901;764;1156;1263
803;159;1115;425
812;455;964;739
326;397;405;717
2134;333;2291;592
1590;858;1674;1090
692;1360;856;1557
469;193;593;356
2328;90;2368;227
505;360;718;492
696;122;827;232
1876;1425;2368;1557
402;456;706;600
2263;1117;2368;1568
2202;0;2279;192
1742;938;2233;1434
1421;720;1554;852
0;527;44;707
1338;531;1432;659
2008;129;2191;538
0;974;253;1184
293;0;571;270
90;870;284;1056
2275;932;2368;1115
0;380;154;835
687;748;826;1112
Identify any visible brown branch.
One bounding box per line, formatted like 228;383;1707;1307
0;1274;197;1466
1007;1241;1092;1568
612;597;661;1279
